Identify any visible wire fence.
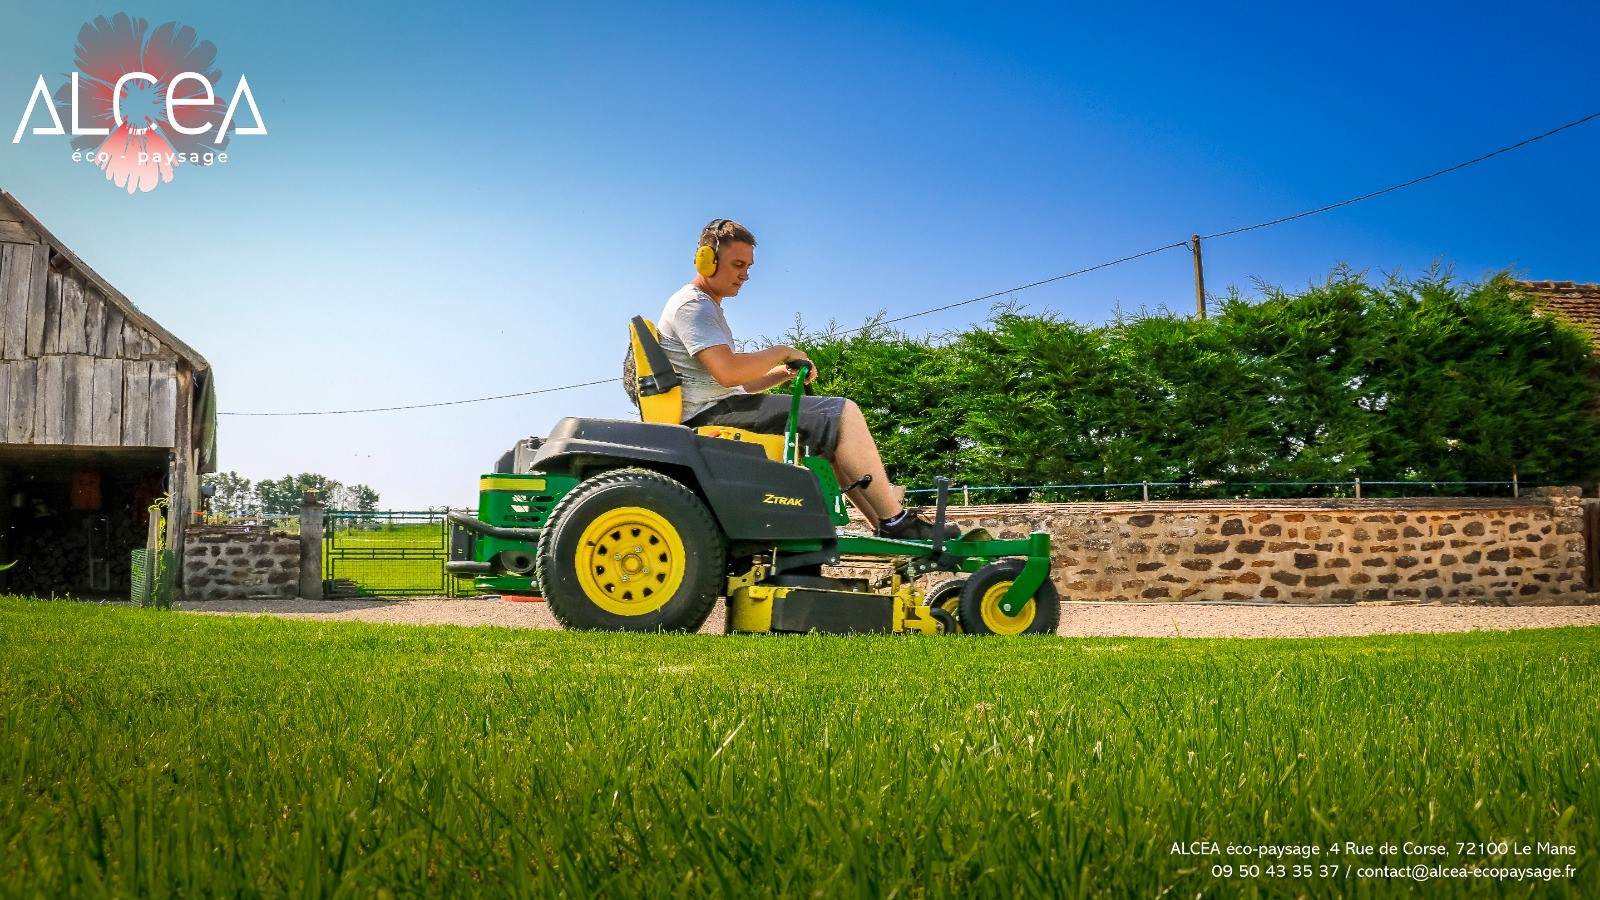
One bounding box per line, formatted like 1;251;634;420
903;477;1562;505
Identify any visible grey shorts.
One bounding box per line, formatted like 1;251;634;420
686;394;848;459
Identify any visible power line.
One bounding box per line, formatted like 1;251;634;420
221;377;620;416
1200;109;1600;240
221;110;1599;417
834;241;1190;336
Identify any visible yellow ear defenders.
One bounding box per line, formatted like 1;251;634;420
693;218;729;277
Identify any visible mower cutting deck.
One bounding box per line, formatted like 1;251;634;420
446;317;1059;635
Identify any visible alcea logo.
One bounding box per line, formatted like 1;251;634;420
11;14;267;194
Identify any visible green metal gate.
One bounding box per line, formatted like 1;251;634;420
323;511;463;598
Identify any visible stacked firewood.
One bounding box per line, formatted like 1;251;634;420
4;513;140;595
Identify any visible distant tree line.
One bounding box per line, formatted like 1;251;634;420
789;272;1600;500
202;472;381;516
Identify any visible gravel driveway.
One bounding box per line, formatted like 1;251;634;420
176;597;1600;638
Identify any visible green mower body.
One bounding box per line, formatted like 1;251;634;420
446;338;1058;635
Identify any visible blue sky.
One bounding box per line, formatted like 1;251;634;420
3;1;1597;507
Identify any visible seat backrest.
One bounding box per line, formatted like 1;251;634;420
628;316;683;424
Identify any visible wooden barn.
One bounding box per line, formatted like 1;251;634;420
0;190;215;598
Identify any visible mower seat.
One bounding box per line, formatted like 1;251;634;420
629;316;787;463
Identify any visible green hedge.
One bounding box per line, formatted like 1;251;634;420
793;273;1600;499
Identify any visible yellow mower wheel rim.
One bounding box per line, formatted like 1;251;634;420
979;581;1036;635
575;506;685;616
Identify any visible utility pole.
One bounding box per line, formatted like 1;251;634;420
1191;234;1206;320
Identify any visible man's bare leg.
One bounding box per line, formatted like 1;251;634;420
830;400;906;525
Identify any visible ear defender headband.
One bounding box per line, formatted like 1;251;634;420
694;218;729;277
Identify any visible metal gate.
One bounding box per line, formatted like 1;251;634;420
323;511;462;598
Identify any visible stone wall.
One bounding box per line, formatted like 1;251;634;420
852;488;1589;605
183;525;301;602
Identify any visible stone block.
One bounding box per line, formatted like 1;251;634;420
1237;540;1264;554
1259;524;1282;537
1221;518;1245;535
1180;558;1212;571
1305;574;1337;587
1271;571;1302;586
1293;553;1317;569
1194;540;1230;554
1463;522;1486;536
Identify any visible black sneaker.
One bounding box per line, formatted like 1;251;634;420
877;510;961;542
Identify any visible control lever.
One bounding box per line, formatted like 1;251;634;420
842;473;873;493
932;476;950;555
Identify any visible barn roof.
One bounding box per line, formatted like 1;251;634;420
0;190;209;373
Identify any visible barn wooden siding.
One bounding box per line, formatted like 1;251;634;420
0;190;211;593
0;241;184;448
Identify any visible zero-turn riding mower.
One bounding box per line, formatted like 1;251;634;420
445;317;1060;635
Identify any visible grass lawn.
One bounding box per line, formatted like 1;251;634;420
1;596;1594;897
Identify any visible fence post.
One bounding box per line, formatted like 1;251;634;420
1354;477;1362;500
962;486;970;506
299;490;325;601
1142;481;1150;502
1512;469;1519;499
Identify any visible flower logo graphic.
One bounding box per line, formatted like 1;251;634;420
52;14;233;194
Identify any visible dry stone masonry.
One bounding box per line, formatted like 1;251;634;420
906;488;1587;605
183;525;301;602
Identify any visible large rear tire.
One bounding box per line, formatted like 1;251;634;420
957;558;1060;636
537;469;725;632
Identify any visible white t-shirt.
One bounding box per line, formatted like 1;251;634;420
658;284;744;420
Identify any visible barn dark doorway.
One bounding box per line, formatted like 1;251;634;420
0;445;169;598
